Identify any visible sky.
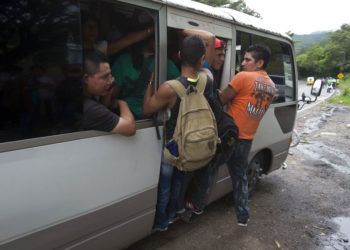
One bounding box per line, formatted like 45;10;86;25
244;0;350;34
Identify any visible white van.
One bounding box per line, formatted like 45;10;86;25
0;0;298;249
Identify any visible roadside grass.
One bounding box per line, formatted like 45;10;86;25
329;75;350;106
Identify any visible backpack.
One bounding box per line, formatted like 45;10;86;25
163;72;220;171
207;89;239;166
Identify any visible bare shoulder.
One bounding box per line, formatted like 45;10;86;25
158;81;177;97
201;68;213;82
155;81;178;106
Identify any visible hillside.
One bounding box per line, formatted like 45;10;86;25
294;32;331;54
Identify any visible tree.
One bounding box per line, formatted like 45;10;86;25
296;24;350;77
193;0;261;18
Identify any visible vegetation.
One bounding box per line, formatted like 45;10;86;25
293;32;330;54
192;0;261;17
192;1;350;106
329;75;350;106
296;24;350;79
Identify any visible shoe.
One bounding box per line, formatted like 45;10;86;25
185;199;204;215
237;219;249;227
152;225;168;232
168;216;179;224
177;208;186;214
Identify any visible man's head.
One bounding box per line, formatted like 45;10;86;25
212;38;226;71
241;44;271;72
82;14;99;46
180;35;206;70
83;50;114;96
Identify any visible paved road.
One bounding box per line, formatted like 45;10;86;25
297;80;335;112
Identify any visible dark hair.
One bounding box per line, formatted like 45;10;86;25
131;36;153;70
180;35;205;68
246;44;271;69
83;49;109;75
81;13;99;29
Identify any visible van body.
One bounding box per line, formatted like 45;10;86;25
0;0;298;249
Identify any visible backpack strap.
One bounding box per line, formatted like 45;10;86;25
196;72;207;94
167;72;208;97
167;79;187;98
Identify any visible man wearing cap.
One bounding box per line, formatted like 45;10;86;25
212;38;226;89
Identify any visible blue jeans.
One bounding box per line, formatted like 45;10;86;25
226;139;252;222
177;164;213;211
154;161;184;228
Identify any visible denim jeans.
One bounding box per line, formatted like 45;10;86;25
226;139;252;222
176;164;213;211
154;160;184;228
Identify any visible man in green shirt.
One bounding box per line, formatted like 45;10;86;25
112;38;179;119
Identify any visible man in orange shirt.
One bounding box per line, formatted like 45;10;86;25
220;44;276;226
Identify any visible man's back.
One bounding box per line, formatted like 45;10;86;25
164;73;219;171
227;70;275;139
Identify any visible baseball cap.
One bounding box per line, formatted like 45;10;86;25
215;38;226;49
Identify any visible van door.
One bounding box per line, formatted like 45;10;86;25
167;6;234;89
167;6;235;203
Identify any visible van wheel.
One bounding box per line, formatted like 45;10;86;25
247;153;264;195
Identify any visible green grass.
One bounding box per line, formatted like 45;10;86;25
329;74;350;106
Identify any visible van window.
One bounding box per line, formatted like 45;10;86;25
235;31;296;103
0;0;161;143
0;0;82;143
80;0;158;120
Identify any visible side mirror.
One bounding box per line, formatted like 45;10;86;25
310;79;323;97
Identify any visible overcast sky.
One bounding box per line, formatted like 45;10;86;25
244;0;350;34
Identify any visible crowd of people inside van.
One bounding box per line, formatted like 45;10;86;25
80;2;276;232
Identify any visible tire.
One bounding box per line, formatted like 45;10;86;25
247;152;264;195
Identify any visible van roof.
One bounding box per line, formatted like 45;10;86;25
164;0;292;40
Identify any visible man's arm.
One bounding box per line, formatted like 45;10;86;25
219;84;236;106
180;29;215;66
143;81;176;117
111;100;136;136
107;27;154;55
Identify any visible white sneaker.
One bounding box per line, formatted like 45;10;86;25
237;219;249;227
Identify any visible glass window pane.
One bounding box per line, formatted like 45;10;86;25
0;0;82;143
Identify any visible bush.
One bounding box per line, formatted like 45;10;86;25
329;74;350;106
342;87;350;97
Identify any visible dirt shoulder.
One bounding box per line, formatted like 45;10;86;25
128;103;350;250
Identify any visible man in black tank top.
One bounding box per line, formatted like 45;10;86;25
143;35;214;231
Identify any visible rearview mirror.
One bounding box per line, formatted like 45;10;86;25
311;79;323;97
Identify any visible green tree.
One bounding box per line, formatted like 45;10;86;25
296;24;350;77
193;0;261;18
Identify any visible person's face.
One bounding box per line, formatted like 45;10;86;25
143;37;155;56
241;51;263;72
85;63;114;96
83;20;99;44
212;48;225;70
